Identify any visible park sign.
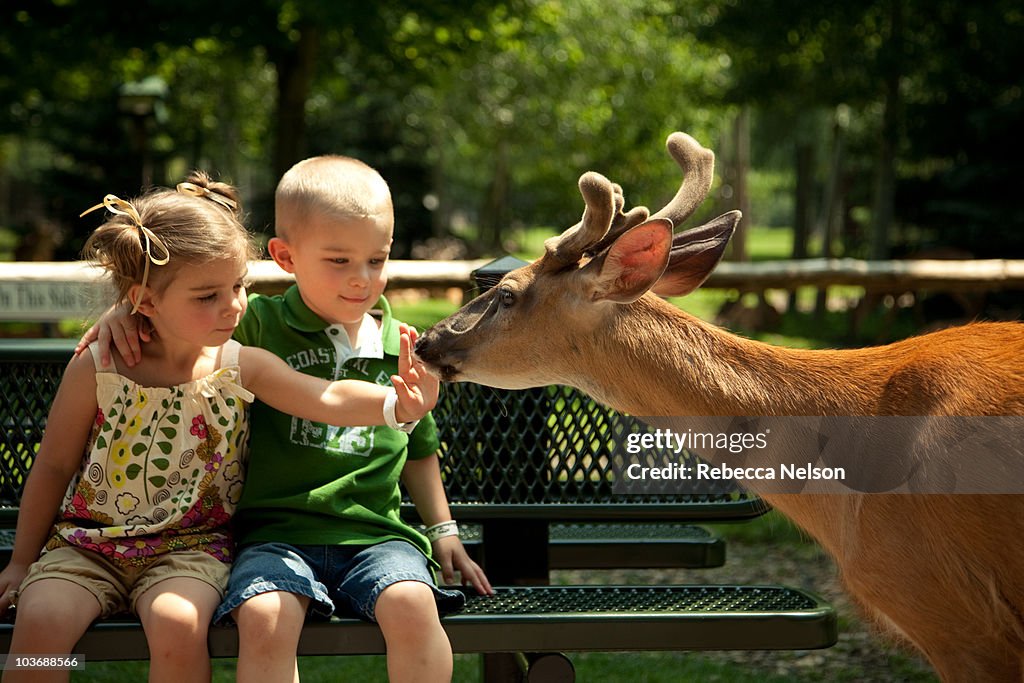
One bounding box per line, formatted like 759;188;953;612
0;263;105;322
0;259;487;323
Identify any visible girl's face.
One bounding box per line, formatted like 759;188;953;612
141;256;249;349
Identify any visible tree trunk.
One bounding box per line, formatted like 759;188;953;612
479;136;510;251
790;141;814;312
729;107;751;262
816;109;848;317
869;0;903;260
273;24;320;182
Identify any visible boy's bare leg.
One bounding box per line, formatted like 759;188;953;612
234;591;310;683
375;581;453;683
136;576;221;683
2;579;101;683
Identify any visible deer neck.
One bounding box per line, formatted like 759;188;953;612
570;296;887;551
572;295;888;419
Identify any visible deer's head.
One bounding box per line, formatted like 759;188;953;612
415;132;741;389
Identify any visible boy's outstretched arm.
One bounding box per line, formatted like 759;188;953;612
240;329;438;428
402;456;494;596
73;302;151;367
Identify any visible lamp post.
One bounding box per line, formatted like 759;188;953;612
118;76;168;188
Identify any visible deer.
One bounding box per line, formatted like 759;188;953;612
414;132;1024;682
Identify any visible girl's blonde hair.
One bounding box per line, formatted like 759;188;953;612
82;171;259;310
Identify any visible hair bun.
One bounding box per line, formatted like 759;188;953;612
177;170;242;216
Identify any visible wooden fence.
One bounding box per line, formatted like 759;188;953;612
2;258;1023;323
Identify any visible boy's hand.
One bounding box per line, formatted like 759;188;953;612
73;302;151;367
432;536;494;596
392;324;440;423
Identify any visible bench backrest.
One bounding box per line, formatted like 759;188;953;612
0;339;761;525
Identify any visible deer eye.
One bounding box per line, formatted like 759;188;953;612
499;287;515;307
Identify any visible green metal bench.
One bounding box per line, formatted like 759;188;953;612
0;338;836;681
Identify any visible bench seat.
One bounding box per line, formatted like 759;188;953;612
0;585;836;658
0;337;837;675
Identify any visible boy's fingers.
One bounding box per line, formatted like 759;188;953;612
97;323;113;366
398;330;411;375
469;564;493;595
398;334;424;383
110;323;139;367
391;376;417;407
74;323;99;357
440;558;456;585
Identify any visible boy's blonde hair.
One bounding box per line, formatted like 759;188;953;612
274;156;393;240
82;170;259;310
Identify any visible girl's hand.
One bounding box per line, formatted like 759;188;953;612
0;563;29;613
392;324;441;423
73;302;152;367
432;536;494;596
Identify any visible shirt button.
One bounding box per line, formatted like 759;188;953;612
329;328;339;335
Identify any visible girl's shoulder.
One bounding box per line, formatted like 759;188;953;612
64;346;101;387
49;347;101;413
83;340;245;394
235;343;279;375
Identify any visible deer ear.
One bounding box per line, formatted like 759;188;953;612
585;219;672;303
651;211;738;297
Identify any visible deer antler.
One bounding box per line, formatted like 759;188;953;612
588;183;651;255
650;132;716;227
544;132;715;267
544;171;616;266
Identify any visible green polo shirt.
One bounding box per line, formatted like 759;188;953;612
231;285;439;559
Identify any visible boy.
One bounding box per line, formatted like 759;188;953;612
84;156;492;682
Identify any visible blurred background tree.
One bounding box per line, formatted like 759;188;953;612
1;0;1021;262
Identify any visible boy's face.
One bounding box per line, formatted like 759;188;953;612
270;209;392;332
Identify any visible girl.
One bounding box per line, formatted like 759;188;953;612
0;173;437;683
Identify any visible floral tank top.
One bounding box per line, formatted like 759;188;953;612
44;340;253;568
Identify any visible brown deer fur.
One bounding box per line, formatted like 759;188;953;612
416;133;1024;681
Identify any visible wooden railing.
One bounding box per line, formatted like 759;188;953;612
2;258;1023;323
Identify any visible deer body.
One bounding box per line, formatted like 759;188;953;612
416;133;1024;681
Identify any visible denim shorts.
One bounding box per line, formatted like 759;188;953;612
213;540;465;624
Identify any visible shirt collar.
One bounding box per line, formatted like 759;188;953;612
326;314;383;361
281;284;400;356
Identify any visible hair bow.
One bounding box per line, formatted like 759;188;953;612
81;194;171;314
176;181;239;213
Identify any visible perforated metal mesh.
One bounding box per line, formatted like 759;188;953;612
1;341;756;513
434;382;752;507
0;344;67;507
549;522;714;542
460;586;818;615
453;523;715;543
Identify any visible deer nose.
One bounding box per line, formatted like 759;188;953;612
414;333;433;360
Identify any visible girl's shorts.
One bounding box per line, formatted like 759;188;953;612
213;540;465;624
19;545;229;618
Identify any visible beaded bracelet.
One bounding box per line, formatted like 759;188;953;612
424;520;459;542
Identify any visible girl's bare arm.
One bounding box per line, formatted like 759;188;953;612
0;354;99;611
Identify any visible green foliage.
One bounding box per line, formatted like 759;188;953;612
413;0;733;245
2;0;1022;263
697;0;1024;257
